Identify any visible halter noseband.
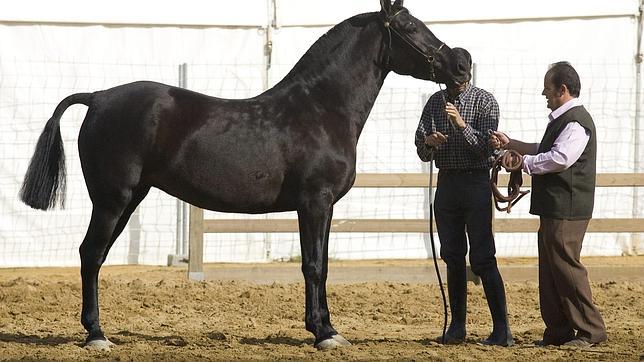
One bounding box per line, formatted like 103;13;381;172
381;9;445;80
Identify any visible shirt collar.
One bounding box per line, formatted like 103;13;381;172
444;83;472;103
549;97;582;122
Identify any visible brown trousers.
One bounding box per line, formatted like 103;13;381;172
538;217;607;344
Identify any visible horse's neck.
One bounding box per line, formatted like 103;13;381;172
273;18;388;137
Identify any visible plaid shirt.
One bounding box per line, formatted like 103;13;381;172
415;84;499;170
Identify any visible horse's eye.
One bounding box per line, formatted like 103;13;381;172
404;22;417;33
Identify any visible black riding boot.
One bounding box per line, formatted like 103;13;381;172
440;265;467;344
479;267;514;347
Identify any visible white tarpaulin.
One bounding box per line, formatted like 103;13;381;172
1;0;269;26
276;0;639;26
1;0;642;266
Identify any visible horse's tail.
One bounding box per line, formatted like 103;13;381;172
20;93;93;210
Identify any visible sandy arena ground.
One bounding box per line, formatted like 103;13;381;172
0;257;642;361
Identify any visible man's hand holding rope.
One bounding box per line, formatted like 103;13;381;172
488;131;529;213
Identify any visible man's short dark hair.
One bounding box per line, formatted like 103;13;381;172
547;61;581;97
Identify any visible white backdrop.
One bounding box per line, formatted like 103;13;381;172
1;0;642;266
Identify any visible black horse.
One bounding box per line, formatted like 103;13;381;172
20;0;466;351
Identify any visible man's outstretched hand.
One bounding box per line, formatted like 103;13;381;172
489;130;509;149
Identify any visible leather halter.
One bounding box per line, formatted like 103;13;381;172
381;8;445;80
490;149;530;213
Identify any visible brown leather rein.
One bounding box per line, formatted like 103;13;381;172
490;149;530;213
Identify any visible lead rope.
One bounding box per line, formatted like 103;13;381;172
427;149;448;344
427;82;449;344
489;148;530;213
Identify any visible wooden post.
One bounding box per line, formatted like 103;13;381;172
188;205;204;281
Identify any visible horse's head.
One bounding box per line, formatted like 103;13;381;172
379;0;466;86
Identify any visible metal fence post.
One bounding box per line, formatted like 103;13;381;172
633;0;643;255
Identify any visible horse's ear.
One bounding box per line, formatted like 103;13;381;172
380;0;392;14
393;0;404;7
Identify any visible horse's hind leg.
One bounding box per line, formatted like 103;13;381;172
80;185;149;350
102;185;150;265
79;204;124;347
297;190;351;350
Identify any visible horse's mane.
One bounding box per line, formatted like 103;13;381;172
276;12;379;85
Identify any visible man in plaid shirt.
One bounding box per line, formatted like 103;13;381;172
415;48;513;346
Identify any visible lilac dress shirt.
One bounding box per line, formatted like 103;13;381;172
522;98;591;175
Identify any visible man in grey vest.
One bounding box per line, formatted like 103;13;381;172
490;62;607;347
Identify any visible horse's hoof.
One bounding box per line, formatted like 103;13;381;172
332;334;351;346
84;338;115;351
316;335;351;350
316;338;342;350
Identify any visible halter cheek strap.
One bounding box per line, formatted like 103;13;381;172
381;9;445;80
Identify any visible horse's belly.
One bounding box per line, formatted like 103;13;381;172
152;125;293;210
151;151;288;213
196;172;284;213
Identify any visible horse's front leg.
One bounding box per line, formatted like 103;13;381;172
297;190;351;350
